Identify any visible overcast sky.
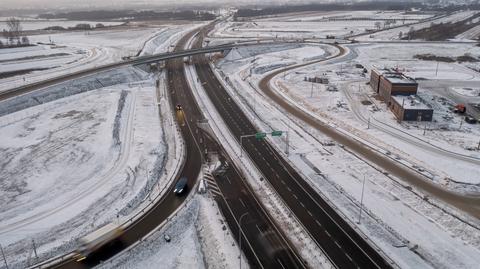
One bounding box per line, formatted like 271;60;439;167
2;0;315;10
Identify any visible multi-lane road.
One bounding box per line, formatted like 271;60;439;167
192;29;392;268
174;24;306;269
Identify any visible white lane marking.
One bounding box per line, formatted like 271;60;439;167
315;220;323;227
239;198;246;208
225;175;232;184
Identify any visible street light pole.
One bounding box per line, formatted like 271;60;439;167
286;130;290;156
240;136;245;157
0;244;8;269
310;81;314;98
238;212;249;269
357;175;366;224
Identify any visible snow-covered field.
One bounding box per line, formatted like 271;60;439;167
356;10;479;41
212;10;437;41
0;67;174;268
99;195;247;269
212;39;480;268
0;22;202;92
0;19;124;31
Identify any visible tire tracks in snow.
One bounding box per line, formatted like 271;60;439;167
0;91;137;235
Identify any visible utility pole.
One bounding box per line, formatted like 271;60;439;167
286;130;290;156
367;117;370;129
423;123;427;135
0;244;8;269
310;81;314;98
32;239;38;262
435;61;439;77
238;213;249;269
477;139;480;150
357;175;366;224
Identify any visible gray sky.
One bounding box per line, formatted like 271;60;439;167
2;0;309;10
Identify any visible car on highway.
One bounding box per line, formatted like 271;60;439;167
173;176;188;195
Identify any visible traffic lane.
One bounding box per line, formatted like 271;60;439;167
194;62;389;268
242;135;373;268
215;168;303;269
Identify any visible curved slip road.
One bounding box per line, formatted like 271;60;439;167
43;26;205;269
258;44;480;219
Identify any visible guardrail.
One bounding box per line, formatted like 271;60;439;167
27;71;186;269
210;50;398;267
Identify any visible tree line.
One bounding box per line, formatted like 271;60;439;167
0;17;30;48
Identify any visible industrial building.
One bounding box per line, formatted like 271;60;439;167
390;95;433;121
370;69;432;122
370;69;418;103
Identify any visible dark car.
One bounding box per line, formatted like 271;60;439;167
173;176;188;195
465;116;477;124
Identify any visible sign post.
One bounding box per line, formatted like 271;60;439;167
240;130;288;158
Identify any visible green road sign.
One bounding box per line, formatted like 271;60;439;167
271;131;283;137
255;132;267;139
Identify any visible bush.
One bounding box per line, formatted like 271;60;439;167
44;26;66;31
69;24;91;30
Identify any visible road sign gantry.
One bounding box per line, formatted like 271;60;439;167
240;130;289;157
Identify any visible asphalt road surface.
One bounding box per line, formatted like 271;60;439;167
192;35;392;268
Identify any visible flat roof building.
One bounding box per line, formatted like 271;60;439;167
370;69;431;122
390;95;433;122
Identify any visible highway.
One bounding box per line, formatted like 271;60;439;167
0;39;301;102
174;24;306;269
192;32;392;268
4;28;307;269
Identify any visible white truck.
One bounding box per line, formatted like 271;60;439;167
74;223;123;262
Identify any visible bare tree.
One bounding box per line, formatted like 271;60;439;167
21;36;29;45
6;17;22;43
374;21;382;30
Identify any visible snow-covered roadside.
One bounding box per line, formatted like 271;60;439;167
213;11;436;40
183;60;332;268
273;42;480;191
212;45;480;268
0;22;202;93
0;68;182;268
98;194;245;269
355;10;478;41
